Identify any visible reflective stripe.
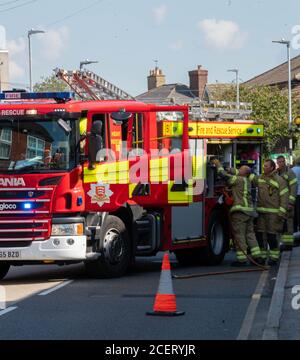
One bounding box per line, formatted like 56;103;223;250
168;179;194;204
251;248;261;256
258;179;267;184
289;195;296;203
279;207;287;214
269;180;279;189
260;250;268;259
289;178;298;186
236;252;247;261
282;235;294;244
84;161;129;184
230;205;254;213
257;207;279;214
269;250;280;260
150;158;169;183
280;188;289;196
228;176;238;185
193;155;204;179
243;178;249;208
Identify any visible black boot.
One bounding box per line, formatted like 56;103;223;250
280;244;293;252
268;259;278;266
250;257;266;266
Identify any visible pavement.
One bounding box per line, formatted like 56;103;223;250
262;239;300;340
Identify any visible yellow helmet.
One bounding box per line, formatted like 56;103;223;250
79;117;87;135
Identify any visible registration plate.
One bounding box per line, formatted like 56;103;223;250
0;251;21;259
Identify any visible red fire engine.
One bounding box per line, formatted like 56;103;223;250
0;76;264;280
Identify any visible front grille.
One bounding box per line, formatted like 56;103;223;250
0;220;51;242
0;186;53;241
0;191;45;199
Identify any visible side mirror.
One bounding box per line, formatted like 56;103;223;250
111;111;132;123
111;111;132;142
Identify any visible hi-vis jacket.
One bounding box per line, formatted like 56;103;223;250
249;171;289;218
276;166;297;206
217;166;255;216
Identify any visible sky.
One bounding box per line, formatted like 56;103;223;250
0;0;300;96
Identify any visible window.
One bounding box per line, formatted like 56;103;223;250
132;114;144;150
156;111;183;152
0;128;12;159
26;135;45;159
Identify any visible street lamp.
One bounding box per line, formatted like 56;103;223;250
228;68;240;109
79;59;98;71
273;39;293;160
28;29;45;92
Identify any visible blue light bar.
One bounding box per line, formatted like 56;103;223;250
23;203;33;210
0;91;75;101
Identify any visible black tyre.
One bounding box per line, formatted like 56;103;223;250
199;210;228;265
85;215;131;278
0;264;10;280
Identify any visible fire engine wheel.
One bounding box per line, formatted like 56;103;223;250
200;210;227;265
85;215;131;278
0;264;10;280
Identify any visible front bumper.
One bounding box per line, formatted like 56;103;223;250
0;236;87;261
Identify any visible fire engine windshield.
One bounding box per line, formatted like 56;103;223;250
0;118;77;173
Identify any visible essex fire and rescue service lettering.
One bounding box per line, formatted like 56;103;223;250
0;178;26;187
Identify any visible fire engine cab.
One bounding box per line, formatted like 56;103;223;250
0;90;264;279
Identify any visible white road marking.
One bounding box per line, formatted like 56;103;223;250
38;280;73;296
0;307;18;317
237;270;269;340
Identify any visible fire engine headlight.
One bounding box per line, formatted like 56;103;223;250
51;223;84;236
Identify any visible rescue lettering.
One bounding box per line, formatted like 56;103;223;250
0;178;26;187
0;109;25;116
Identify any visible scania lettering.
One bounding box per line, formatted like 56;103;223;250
0;90;264;280
0;178;26;187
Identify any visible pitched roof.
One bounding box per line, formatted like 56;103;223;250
245;54;300;86
204;83;234;101
136;83;195;104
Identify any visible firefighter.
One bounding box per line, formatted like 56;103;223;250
276;155;297;251
212;159;262;267
250;159;289;266
79;116;88;152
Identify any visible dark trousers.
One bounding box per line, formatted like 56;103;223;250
294;195;300;232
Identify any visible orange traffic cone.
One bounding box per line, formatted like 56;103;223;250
147;252;185;316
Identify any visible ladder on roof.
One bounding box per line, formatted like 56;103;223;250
54;68;135;101
189;99;253;121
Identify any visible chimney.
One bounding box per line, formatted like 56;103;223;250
147;67;166;90
189;65;208;98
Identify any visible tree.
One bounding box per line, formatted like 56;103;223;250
33;74;70;92
219;84;299;154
